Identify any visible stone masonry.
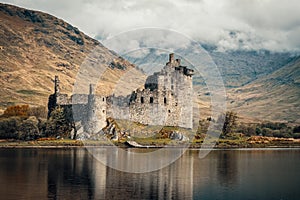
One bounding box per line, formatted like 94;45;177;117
48;54;194;134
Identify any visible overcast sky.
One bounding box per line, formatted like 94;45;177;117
2;0;300;52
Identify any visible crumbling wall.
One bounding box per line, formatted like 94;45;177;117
48;53;194;134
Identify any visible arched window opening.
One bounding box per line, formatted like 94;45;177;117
164;97;167;104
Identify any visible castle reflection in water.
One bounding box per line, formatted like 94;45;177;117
1;148;300;199
0;148;242;199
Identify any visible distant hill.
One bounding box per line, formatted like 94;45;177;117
228;57;300;123
124;45;297;88
124;46;300;123
203;45;297;88
0;3;299;124
0;3;138;111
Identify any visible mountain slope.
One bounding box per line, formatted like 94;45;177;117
124;46;297;88
205;46;296;88
228;57;300;123
0;3;299;123
124;48;300;123
0;3;138;111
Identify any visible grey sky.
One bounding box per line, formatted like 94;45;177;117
2;0;300;52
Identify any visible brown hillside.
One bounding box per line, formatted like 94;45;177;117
0;3;143;112
227;57;300;123
0;3;298;124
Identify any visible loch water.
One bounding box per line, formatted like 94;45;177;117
0;148;299;200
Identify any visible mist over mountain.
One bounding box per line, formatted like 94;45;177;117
123;45;300;123
124;44;298;88
0;3;299;123
4;0;300;52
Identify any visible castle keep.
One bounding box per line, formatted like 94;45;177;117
48;54;194;134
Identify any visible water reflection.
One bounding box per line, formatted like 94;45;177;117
0;148;300;199
46;149;96;199
217;150;237;186
103;149;194;199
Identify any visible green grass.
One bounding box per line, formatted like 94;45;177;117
131;137;172;146
0;135;299;148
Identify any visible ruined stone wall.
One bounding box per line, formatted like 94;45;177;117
106;95;130;120
48;80;108;134
56;94;70;105
70;104;88;122
48;54;194;134
126;55;194;129
174;69;193;129
128;55;194;129
106;91;177;126
71;94;89;104
129;89;165;126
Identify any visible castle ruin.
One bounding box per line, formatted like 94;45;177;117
48;54;194;134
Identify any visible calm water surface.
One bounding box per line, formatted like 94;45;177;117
0;148;299;200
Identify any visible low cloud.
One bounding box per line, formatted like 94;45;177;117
2;0;300;52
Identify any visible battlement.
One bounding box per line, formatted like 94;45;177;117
48;53;195;134
166;53;182;67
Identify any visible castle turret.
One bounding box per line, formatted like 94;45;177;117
54;75;60;95
89;84;95;95
84;84;107;133
169;53;174;63
167;53;181;67
47;75;60;118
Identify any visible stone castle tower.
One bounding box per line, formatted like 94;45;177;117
128;53;194;128
48;53;194;134
48;76;106;134
84;84;107;133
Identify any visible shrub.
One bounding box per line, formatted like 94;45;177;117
3;105;29;117
0;116;22;139
38;118;48;137
293;133;300;139
237;123;256;136
262;128;273;137
256;127;262;135
0;116;42;140
222;111;237;137
45;106;72;137
262;122;287;130
28;106;47;119
293;126;300;133
18;116;40;140
198;119;209;133
272;130;281;138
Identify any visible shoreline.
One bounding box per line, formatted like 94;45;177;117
1;138;300;149
1;146;300;150
0;145;300;150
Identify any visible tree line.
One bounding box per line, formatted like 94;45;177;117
0;105;73;140
196;111;300;139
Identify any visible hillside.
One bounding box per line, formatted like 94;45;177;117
228;57;300;123
124;47;300;123
0;3;299;124
124;46;297;88
0;3;140;111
